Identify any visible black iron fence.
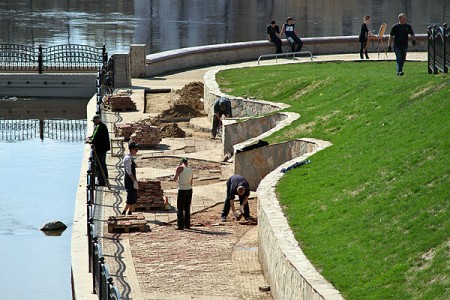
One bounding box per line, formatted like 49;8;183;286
428;23;449;74
87;149;121;300
0;44;107;73
0;119;87;142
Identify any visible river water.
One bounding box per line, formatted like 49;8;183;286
0;99;87;300
0;0;448;299
0;137;84;300
0;0;448;54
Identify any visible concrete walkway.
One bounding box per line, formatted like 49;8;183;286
72;51;427;300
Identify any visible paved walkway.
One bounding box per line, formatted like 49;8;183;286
98;66;270;299
85;52;428;300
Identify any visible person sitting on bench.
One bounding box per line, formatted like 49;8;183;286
280;17;303;53
267;20;283;54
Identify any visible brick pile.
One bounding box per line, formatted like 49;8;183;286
107;215;147;233
104;95;137;111
114;123;135;141
136;180;165;210
130;124;161;146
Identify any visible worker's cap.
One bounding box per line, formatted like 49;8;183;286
286;17;293;21
180;158;188;164
128;142;139;150
92;115;101;121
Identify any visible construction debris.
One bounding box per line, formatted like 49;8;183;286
104;95;137;111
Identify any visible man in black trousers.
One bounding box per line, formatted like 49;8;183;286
220;174;251;222
88;115;110;186
267;20;283;54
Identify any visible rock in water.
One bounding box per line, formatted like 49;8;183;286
40;221;67;231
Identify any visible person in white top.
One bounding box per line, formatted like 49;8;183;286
121;142;139;215
173;158;194;230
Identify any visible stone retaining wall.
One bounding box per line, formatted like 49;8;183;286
223;113;283;155
234;139;318;191
203;68;290;121
256;140;342;300
204;62;343;298
224;112;299;156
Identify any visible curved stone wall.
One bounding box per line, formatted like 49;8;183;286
203;68;290;121
204;63;343;298
234;139;319;191
223;112;299;156
256;142;343;300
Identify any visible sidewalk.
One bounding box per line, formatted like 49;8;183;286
98;64;272;299
77;52;428;300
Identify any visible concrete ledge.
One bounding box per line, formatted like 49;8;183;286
145;35;427;76
71;95;97;300
256;139;344;300
0;73;97;98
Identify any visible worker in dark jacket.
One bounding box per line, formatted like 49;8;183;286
211;97;232;139
88;115;110;186
220;174;250;222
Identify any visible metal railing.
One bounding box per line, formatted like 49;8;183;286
257;51;313;65
96;69;103;116
87;149;121;300
0;43;107;74
0;119;87;142
428;23;449;74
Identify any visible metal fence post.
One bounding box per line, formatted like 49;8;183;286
102;45;107;65
92;237;99;294
428;26;432;74
88;220;94;273
98;256;105;300
443;23;448;73
432;25;437;74
38;44;43;74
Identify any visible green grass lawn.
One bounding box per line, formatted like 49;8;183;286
216;61;449;299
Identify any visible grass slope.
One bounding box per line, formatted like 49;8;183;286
216;61;449;299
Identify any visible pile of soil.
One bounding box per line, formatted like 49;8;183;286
175;81;205;111
159;123;186;138
158;104;205;120
139;81;208;138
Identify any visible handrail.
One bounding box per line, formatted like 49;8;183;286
87;149;121;300
0;43;107;74
96;69;103;116
257;51;313;65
